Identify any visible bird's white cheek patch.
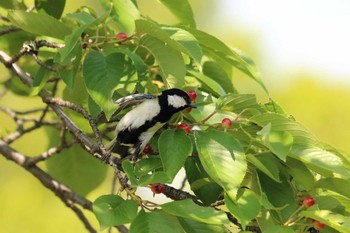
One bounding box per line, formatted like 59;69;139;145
168;95;187;108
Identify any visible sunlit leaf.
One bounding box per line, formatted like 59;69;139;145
56;11;109;65
225;189;261;228
93;195;138;230
111;0;139;35
158;0;196;27
177;217;227;233
194;129;247;198
161;199;230;225
202;61;234;93
139;35;186;88
301;210;350;233
162;26;202;63
7;10;71;39
130;210;184;233
137;20;201;63
159;130;192;181
83;51;135;119
188;70;225;97
257;123;293;161
315;178;350;199
216;93;263;115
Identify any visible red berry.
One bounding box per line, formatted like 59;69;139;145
303;197;315;208
185;107;192;113
116;32;127;40
221;118;232;128
143;144;152;154
178;122;191;133
313;220;325;230
151;183;165;194
186;89;197;102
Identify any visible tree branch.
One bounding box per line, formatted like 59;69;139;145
0;139;95;231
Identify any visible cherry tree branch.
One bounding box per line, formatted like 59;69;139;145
0;139;96;232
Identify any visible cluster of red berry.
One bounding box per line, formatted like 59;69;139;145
303;197;325;231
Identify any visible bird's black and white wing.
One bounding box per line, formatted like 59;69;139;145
114;93;156;115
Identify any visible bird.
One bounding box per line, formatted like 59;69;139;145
108;88;195;162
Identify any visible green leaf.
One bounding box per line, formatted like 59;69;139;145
301;210;350;233
134;157;163;176
161;199;230;225
46;144;107;196
264;226;295;233
258;172;296;221
130;210;184;233
188;70;225;97
56;11;108;64
104;48;148;80
216;93;263;115
292;145;350;178
0;0;26;9
136;20;200;62
58;43;82;88
315;178;350;199
35;0;66;19
194;129;247;198
159;130;192;181
225;48;268;94
158;0;196;27
257;123;293;161
250;113;317;145
285;157;315;190
185;28;233;56
83;51;136;119
30;59;54;96
122;160;139;186
7;10;71;39
202;61;234;93
93;195;138;230
251;113;350;177
139;35;186;88
162;26;202;63
246;153;281;182
137;171;171;185
185;157;223;205
225;189;261;228
177;217;227;233
111;0;139;35
185;28;268;93
122;160;171;186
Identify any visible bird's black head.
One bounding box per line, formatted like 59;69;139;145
157;88;195;121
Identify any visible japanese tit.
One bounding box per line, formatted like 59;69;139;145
109;88;195;161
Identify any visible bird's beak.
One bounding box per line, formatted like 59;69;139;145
190;103;197;108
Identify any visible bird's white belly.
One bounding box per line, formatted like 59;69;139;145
139;122;165;149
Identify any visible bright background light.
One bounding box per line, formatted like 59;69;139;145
201;0;350;85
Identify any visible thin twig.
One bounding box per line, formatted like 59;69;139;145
29;140;77;164
43;97;106;153
65;200;97;233
0;26;21;36
0;139;93;210
31;53;58;72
